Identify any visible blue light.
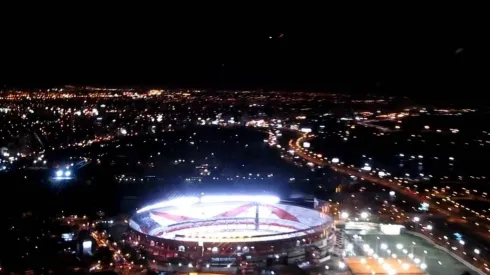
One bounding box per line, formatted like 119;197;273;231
64;170;71;177
454;233;463;240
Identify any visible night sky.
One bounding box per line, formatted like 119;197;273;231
0;8;485;99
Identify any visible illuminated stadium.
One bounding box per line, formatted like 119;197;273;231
128;195;334;267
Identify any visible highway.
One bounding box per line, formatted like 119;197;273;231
288;134;490;239
287;133;490;273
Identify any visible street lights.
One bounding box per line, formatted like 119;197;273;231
360;212;369;219
474;248;480;255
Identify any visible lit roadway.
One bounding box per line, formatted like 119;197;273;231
91;231;137;274
288;134;490;240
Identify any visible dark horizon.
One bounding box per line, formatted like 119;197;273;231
0;9;486;101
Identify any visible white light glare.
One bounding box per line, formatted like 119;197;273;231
64;170;71;177
82;240;92;249
360;212;369;219
137;197;200;213
474;249;480;254
413;216;420;222
56;170;63;177
137;195;280;213
420;263;427;270
201;195;280;204
380;243;388;250
426;225;433;230
338;261;346;269
340;212;349;219
362;165;372;171
396;243;403;250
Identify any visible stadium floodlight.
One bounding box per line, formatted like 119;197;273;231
137;195;280;213
200;195;280;204
137;197;200;213
56;170;63;177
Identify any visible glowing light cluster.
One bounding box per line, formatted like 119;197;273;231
53;168;73;180
136;195;281;213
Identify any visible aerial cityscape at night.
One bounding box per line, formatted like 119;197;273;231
0;87;488;275
0;9;486;275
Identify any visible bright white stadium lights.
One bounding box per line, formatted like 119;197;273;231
201;195;280;204
137;197;200;213
137;195;280;213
